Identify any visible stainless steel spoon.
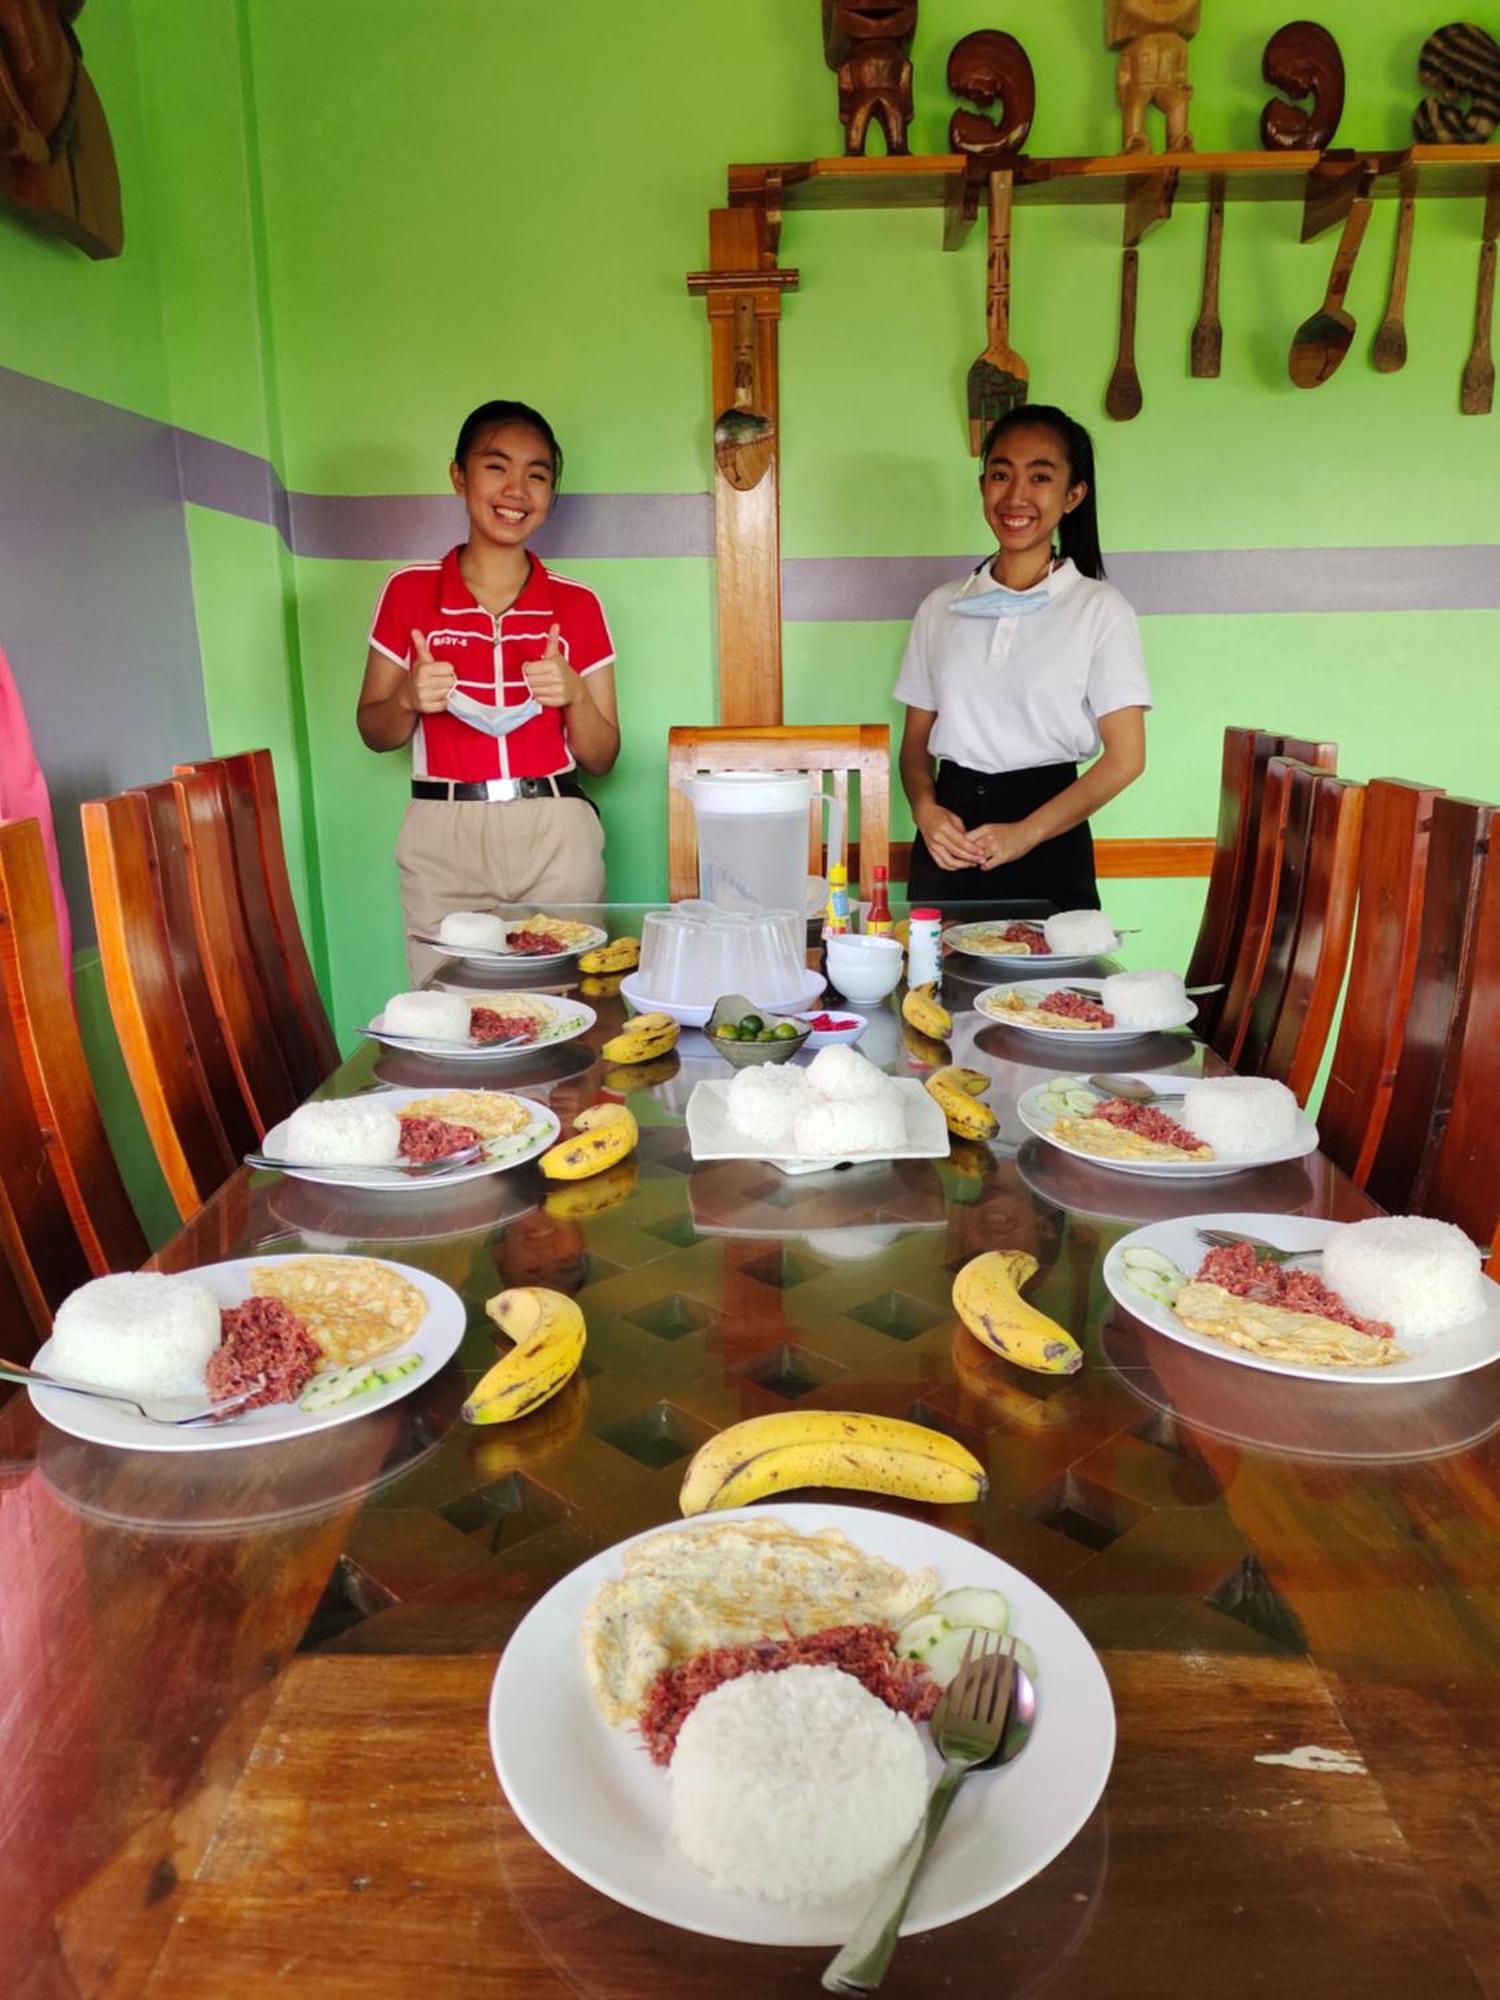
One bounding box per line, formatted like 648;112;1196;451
244;1143;484;1177
1088;1074;1179;1103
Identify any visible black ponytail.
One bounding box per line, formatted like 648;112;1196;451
453;400;564;490
978;405;1106;580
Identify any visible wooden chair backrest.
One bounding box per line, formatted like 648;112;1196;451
1210;756;1297;1067
163;770;299;1139
1409;805;1500;1242
1246;771;1365;1102
1186;728;1337;1042
1365;795;1495;1217
1317;779;1440;1183
666;726;891;903
176;752;337;1098
0;818;146;1274
82;791;239;1221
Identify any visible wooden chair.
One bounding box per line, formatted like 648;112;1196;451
0;818;146;1276
667;726;890;903
176;751;337;1099
1364;795;1495;1218
1186;729;1337;1041
1242;769;1364;1101
1317;779;1440;1184
82;789;240;1220
1209;756;1298;1068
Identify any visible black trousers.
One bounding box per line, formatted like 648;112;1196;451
906;760;1098;909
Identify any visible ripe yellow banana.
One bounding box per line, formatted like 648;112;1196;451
465;1286;587;1423
601;1010;680;1064
579;936;641;975
544;1156;638;1218
901;981;952;1040
952;1250;1083;1376
926;1064;999;1141
679;1409;987;1515
539;1101;639;1180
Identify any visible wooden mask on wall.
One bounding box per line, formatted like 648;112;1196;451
821;0;919;156
0;0;121;257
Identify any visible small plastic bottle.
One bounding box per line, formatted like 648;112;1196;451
865;864;893;937
824;861;851;935
906;907;942;987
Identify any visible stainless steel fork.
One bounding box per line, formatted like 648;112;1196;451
0;1357;264;1426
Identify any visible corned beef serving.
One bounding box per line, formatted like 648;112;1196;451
207;1297;320;1411
397;1115;482;1163
469;1007;539;1046
1000;922;1048;951
1088;1096;1205;1152
637;1622;939;1766
1040;990;1114;1027
507;929;566;956
1195;1242;1394;1340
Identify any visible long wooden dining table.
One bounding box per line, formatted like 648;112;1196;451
5;903;1500;1999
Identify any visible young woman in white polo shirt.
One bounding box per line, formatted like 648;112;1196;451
895;405;1149;908
357;400;620;975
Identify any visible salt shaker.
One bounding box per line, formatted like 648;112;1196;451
905;907;943;988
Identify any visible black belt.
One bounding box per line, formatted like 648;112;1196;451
412;773;584;803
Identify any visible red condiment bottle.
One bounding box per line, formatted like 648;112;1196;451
866;864;893;936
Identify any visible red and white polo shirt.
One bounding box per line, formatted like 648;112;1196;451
368;546;615;781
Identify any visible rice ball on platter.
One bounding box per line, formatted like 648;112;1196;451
1099;969;1190;1030
382;990;474;1043
1323;1215;1484;1340
1180;1076;1299;1158
726;1063;812;1150
51;1272;221;1398
436;909;508;951
283;1099;402;1166
669;1665;927;1906
805;1044;898;1103
1042;909;1119;956
794;1093;906;1160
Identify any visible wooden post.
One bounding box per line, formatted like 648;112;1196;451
687;207;799;726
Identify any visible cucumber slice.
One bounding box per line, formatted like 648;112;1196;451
895;1613;951;1660
1130;1271;1183;1307
928;1587;1010;1634
920;1624;984;1689
1064;1087;1102;1115
370;1354;421;1388
298;1353;421;1411
1122;1247;1186;1280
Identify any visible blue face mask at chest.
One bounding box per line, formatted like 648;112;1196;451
949;569;1055;620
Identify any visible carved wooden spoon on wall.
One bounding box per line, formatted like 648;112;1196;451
1288;195;1372;388
714;295;775;491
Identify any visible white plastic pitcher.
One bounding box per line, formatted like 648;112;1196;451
681;770;813;913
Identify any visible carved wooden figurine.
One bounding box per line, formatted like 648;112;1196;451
1260;21;1345;151
947;29;1036;162
821;0;918;157
0;0;120;256
1105;0;1200;155
1413;21;1500;144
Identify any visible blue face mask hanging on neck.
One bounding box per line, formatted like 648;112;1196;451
949;562;1057;620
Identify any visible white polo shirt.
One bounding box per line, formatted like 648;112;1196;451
893;558;1151;773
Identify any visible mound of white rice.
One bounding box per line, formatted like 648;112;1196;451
382;990;473;1042
795;1094;906;1159
726;1064;811;1149
437;909;508;950
805;1044;897;1103
1043;908;1119;955
51;1272;221;1398
1100;968;1190;1030
283;1099;402;1166
1323;1215;1484;1340
1180;1076;1299;1158
670;1665;927;1906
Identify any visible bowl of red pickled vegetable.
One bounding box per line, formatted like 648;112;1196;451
781;1009;867;1049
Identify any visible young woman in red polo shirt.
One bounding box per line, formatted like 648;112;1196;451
357;400;620;975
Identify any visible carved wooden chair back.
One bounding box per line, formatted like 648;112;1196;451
162;769;299;1139
1243;770;1365;1101
176;751;337;1097
1364;795;1495;1217
0;817;146;1277
1210;755;1298;1067
1186;728;1336;1041
1317;779;1440;1184
667;726;891;903
81;789;239;1221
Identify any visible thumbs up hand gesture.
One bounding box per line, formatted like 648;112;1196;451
523;624;579;709
406;629;457;714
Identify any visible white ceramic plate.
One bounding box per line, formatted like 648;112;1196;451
942;920;1118;972
779;1008;867;1048
361;993;595;1061
976;979;1196;1045
621;967;826;1032
685;1074;951;1176
411;920;607;967
258;1087;560;1189
1018;1078;1319;1179
488;1502;1114;1946
28;1255;466;1454
1105;1212;1500;1386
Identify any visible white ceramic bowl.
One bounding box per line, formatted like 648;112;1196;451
825;933;904;1006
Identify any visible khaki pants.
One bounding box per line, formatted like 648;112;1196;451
396;796;606;982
